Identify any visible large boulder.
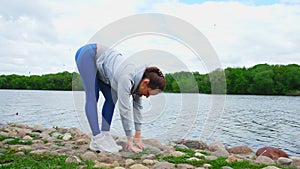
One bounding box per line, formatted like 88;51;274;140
209;141;226;152
256;146;288;160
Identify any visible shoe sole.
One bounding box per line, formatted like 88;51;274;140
90;144;119;153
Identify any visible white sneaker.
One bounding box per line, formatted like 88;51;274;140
89;133;119;153
102;131;123;151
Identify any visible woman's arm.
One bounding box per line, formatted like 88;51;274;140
118;77;143;153
132;94;145;149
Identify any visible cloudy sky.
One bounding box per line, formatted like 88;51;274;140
1;0;299;75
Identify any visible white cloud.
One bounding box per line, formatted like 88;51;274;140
0;0;299;75
148;1;300;68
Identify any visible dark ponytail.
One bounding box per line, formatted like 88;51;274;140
142;67;166;90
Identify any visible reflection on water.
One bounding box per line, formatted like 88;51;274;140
0;90;299;156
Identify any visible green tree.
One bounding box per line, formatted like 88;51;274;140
225;67;249;94
249;70;275;95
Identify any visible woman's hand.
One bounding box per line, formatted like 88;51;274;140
133;136;145;149
125;136;142;153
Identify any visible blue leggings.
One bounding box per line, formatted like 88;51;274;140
75;44;116;136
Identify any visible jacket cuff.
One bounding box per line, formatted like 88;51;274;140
125;130;134;137
134;122;142;131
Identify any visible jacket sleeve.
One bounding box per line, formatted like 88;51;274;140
133;94;143;131
118;76;134;136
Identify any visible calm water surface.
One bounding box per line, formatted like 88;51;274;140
0;90;299;156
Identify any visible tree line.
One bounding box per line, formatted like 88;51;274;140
0;64;299;95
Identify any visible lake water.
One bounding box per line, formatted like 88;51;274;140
0;90;299;156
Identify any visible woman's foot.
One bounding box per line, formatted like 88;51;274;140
89;132;120;153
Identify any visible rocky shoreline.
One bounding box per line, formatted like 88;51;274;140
0;122;299;169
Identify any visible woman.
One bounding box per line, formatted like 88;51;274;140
75;43;165;153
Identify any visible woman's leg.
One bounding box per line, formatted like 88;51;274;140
75;44;101;136
98;80;116;131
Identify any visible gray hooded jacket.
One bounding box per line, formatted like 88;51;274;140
95;44;145;137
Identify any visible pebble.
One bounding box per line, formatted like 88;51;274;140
142;159;157;165
23;135;33;140
81;151;98;161
277;157;292;165
187;157;201;161
63;133;72;140
195;152;205;157
94;162;115;168
261;166;281;169
152;161;175;169
170;151;186;157
130;164;149;169
65;156;82;163
255;156;275;164
203;163;212;169
125;159;135;166
177;163;196;169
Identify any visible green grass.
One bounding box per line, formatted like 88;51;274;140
5;138;32;145
0;148;95;169
128;148;158;159
0;136;14;141
29;133;39;138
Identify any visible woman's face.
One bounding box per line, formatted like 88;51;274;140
138;79;161;98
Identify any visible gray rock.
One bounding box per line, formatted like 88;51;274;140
16;128;32;135
130;164;149;169
177;163;195;169
141;154;156;160
209;142;226;152
277;157;292;165
14;122;29;128
211;149;229;157
170;151;186;157
291;157;300;167
0;131;9;137
145;144;161;154
32;125;45;133
62;133;72;140
30;149;50;154
142;159;157;165
203;163;212;169
176;144;189;149
81;151;98;161
261;166;280;169
222;166;233;169
152;162;175;169
119;151;136;158
125;159;135;166
75;139;88;145
187;157;201;161
255;156;275;164
206;155;218;160
143;139;164;150
15;152;25;156
65;156;82;163
68;127;83;136
23;135;33;140
183;140;208;150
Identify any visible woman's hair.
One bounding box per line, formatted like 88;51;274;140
142;67;166;90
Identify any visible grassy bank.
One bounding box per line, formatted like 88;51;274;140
0;146;297;169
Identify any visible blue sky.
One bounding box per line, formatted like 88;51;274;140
0;0;299;75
